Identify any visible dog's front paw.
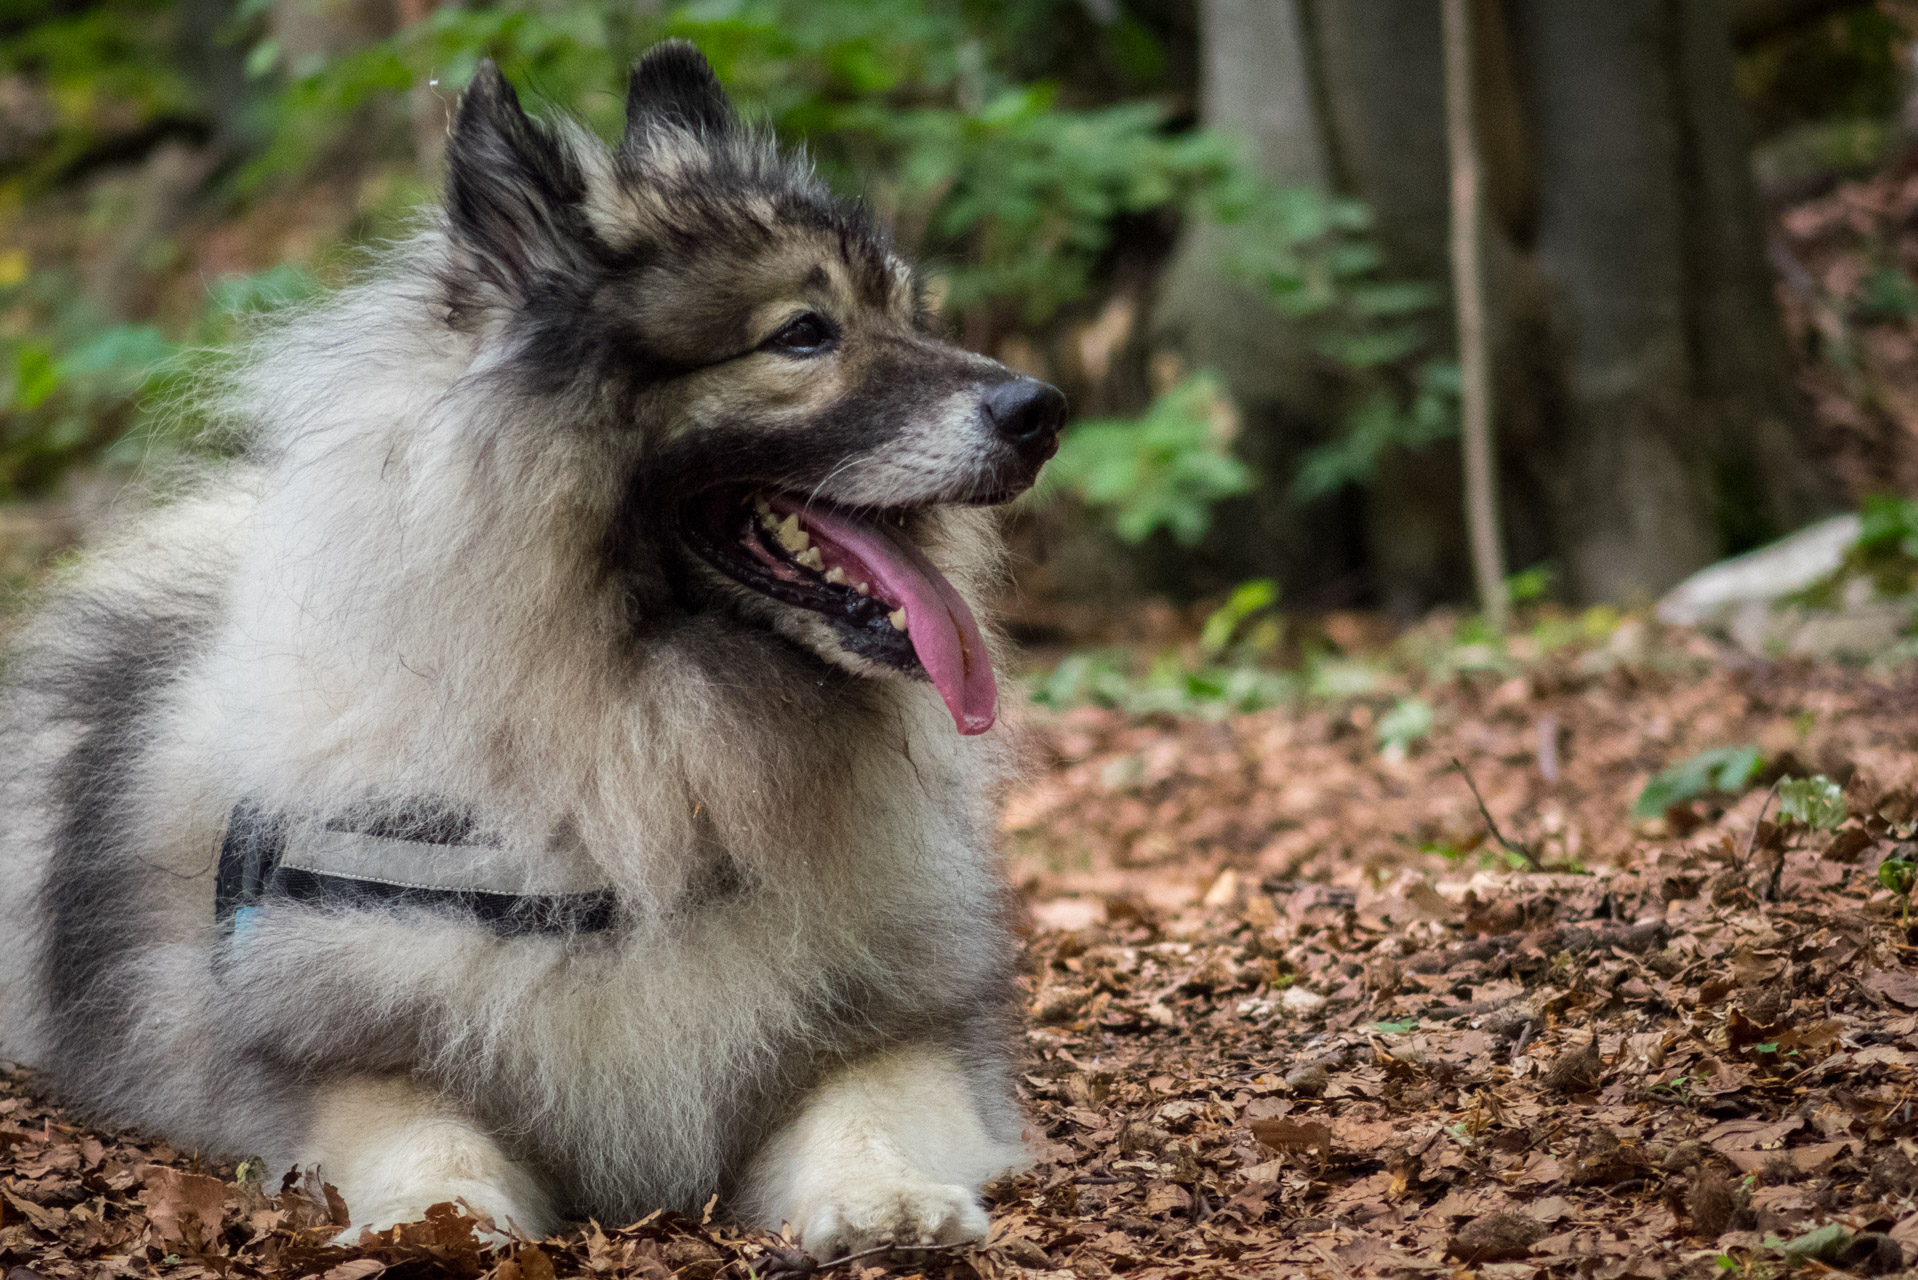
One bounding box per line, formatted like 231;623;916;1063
792;1172;988;1258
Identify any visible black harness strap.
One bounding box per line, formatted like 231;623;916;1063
215;802;618;938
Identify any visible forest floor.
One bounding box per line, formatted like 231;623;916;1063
9;628;1918;1279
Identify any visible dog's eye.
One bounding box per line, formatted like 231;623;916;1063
763;313;837;356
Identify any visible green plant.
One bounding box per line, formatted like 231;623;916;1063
1306;656;1385;699
1849;493;1918;594
239;0;1235;326
1858;261;1918;322
1776;775;1845;830
0;0;198;190
1376;697;1434;756
1026;645;1294;718
1794;494;1918;608
1027;649;1137;711
0;283;173;497
1506;564;1554;604
0;265;319;494
1044;372;1254;546
1207;179;1457;498
1289;361;1459;499
1633;745;1765;820
1365;1019;1418;1035
1880;856;1916;895
1198;579;1280;660
1879;855;1916;926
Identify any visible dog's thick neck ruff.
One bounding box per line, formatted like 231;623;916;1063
214;802;620;937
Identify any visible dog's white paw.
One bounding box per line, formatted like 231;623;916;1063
792;1171;989;1259
304;1079;556;1247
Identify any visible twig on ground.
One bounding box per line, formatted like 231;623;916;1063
815;1240;972;1273
1452;757;1543;870
1740;779;1782;872
1511;1018;1537;1065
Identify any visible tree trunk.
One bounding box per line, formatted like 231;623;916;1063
1310;0;1834;606
1509;1;1718;602
1672;0;1836;548
1509;0;1834;602
1151;0;1366;604
1444;0;1511;629
1310;0;1467;615
1159;0;1834;608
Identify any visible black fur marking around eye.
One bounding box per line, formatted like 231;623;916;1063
761;313;837;357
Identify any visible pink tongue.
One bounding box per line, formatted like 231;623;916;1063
769;498;997;735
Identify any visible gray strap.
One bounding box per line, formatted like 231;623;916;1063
279;820;609;897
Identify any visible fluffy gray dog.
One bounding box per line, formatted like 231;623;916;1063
0;42;1064;1253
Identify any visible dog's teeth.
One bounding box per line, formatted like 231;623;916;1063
854;581;870;595
775;514;810;554
759;513;779;532
888;608;908;631
823;566;847;585
797;547;824;571
754;498;772;517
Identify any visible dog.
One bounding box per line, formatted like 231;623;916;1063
0;42;1065;1253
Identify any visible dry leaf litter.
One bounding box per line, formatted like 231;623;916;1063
9;635;1918;1279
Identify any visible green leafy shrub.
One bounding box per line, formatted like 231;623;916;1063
0;265;319;494
1843;493;1918;597
241;0;1233;325
1633;745;1765;820
0;0;197;189
1289;362;1459;499
1044;372;1254;546
1213;181;1458;497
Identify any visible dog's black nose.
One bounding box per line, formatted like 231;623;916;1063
983;378;1066;455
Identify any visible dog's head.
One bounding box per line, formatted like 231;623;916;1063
438;43;1061;735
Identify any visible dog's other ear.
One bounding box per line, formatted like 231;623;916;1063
624;41;736;147
445;59;590;306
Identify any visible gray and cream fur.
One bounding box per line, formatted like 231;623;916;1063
0;43;1064;1250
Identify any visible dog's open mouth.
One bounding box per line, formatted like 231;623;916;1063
684;492;996;735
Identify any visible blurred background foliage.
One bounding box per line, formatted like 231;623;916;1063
9;0;1918;712
0;0;1447;516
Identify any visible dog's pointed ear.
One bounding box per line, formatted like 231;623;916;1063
624;41;736;146
445;59;589;306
